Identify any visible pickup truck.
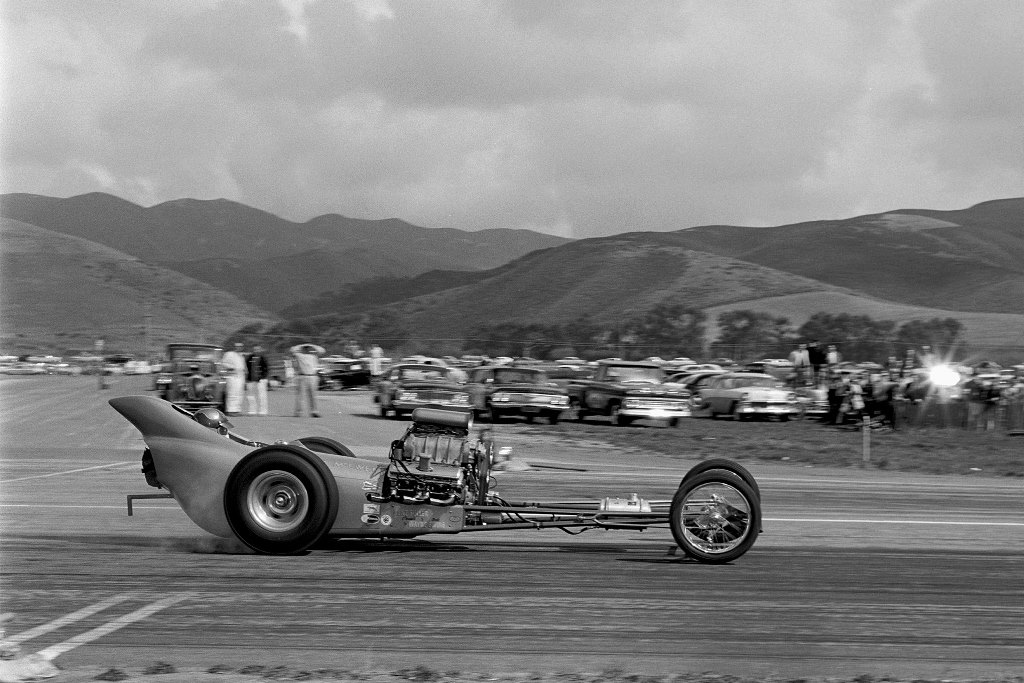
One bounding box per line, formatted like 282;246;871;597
567;360;692;426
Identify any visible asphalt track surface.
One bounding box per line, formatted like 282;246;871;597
1;375;1022;681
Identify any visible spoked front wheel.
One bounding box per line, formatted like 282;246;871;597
670;470;760;564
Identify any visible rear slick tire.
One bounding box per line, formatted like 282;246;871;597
224;445;339;554
670;470;760;564
296;436;356;458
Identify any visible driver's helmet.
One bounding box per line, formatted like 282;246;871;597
194;407;233;431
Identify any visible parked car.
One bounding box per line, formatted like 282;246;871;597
398;355;449;367
664;370;727;393
318;356;371;390
692;372;800;421
3;362;46;375
566;360;692;426
374;363;471;419
667;363;724;377
153;343;227;410
122;360;154;375
744;359;796;383
466;365;570;424
545;363;596;388
49;363;83;375
794;385;829;418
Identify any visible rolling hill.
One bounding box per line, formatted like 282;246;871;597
0;218;278;356
376;231;1024;352
665;198;1024;313
0;193;571;311
3;192;1022;359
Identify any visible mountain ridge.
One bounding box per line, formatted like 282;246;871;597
0;192;571;310
2;193;1022;357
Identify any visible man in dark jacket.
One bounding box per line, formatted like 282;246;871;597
807;341;826;385
245;345;271;416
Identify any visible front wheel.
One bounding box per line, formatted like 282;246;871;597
670;470;760;564
682;458;761;503
224;446;339;554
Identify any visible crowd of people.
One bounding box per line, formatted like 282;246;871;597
786;342;1024;431
221;342;326;418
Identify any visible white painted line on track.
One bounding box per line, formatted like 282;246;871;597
0;504;179;511
6;593;138;644
528;466;1024;490
767;517;1024;526
34;592;195;661
0;462;137;483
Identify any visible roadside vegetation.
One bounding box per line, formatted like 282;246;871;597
533;417;1024;478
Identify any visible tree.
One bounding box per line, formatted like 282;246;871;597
359;310;411;352
797;312;896;363
895;318;964;358
629;301;706;359
710;310;794;361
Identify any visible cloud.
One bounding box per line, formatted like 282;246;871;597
1;0;1021;238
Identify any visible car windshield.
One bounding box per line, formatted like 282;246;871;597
397;367;449;382
605;366;664;383
170;347;220;361
492;369;546;384
727;377;782;389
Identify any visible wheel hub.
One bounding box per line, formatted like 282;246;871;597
247;469;309;532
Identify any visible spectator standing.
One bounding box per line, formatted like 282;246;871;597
291;343;325;417
369;344;384;379
788;343;810;386
283;358;295;387
845;374;865;424
823;373;847;425
900;349;918;378
807;341;825;385
221;342;247;416
245;345;270;416
965;376;999;431
825;344;841;373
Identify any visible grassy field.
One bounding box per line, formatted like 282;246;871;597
531;414;1024;479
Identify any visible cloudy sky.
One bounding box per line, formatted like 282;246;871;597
1;1;1021;238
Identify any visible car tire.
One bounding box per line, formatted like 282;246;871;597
548;412;560;425
224;445;339;555
670;470;760;564
296;436;356;458
610;404;632;426
569;398;586;422
681;457;761;503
